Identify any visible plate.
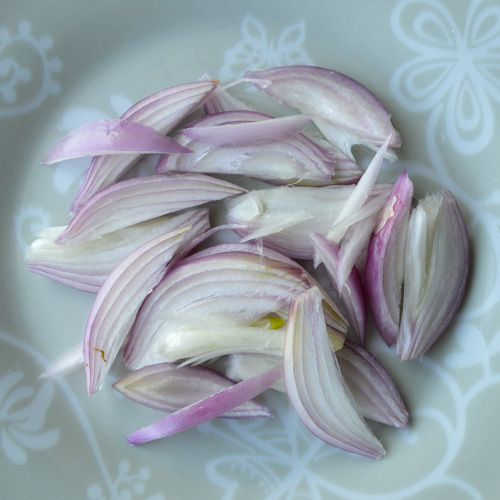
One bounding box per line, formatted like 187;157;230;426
2;0;500;498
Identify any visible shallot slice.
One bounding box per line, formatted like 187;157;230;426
126;365;283;445
179;113;313;147
113;362;272;418
84;225;191;394
55;173;245;245
71;80;218;214
397;190;469;359
283;286;386;459
26;209;209;292
364;171;414;346
245;65;401;160
43;119;190;164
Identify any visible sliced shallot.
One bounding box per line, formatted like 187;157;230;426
245;65;401;160
158;110;334;184
364;171;414;346
123;242;346;370
26;209;210;292
71;80;218;214
397;190;469;359
310;232;367;346
84;225;192;394
283;286;385;459
55;173;245;245
43;119;190;165
113;362;272;418
126;365;283;445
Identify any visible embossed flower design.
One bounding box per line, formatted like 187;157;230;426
390;0;500;154
0;371;59;465
87;460;165;500
219;14;314;82
0;21;61;116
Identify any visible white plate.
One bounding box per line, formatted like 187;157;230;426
2;1;499;498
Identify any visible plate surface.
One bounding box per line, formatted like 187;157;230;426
1;1;500;499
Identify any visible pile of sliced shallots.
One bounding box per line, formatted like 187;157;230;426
26;65;469;459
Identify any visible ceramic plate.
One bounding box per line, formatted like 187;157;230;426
2;0;499;498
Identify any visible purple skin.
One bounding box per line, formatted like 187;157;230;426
42;119;191;164
364;170;413;346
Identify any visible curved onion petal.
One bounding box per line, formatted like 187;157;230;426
283;286;385;459
123;242;346;370
397;190;469;359
245;65;401;161
179;113;313;147
26;209;210;292
336;340;408;428
158;111;334;184
364;170;414;346
126;365;283;445
71;81;218;214
310;233;366;346
84;225;191;395
55;173;245;245
38;342;84;379
225;183;392;260
113;362;272;418
43;119;191;164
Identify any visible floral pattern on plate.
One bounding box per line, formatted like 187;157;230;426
0;21;61;117
390;0;500;154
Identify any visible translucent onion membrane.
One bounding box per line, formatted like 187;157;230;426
226;341;408;428
112;362;272;418
123;242;347;371
156;110;335;185
226;183;392;260
26;209;210;293
245;65;401;161
71;80;218;214
283;286;386;459
42;119;191;164
39;342;84;379
84;225;192;395
55;173;246;245
126;365;283;445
